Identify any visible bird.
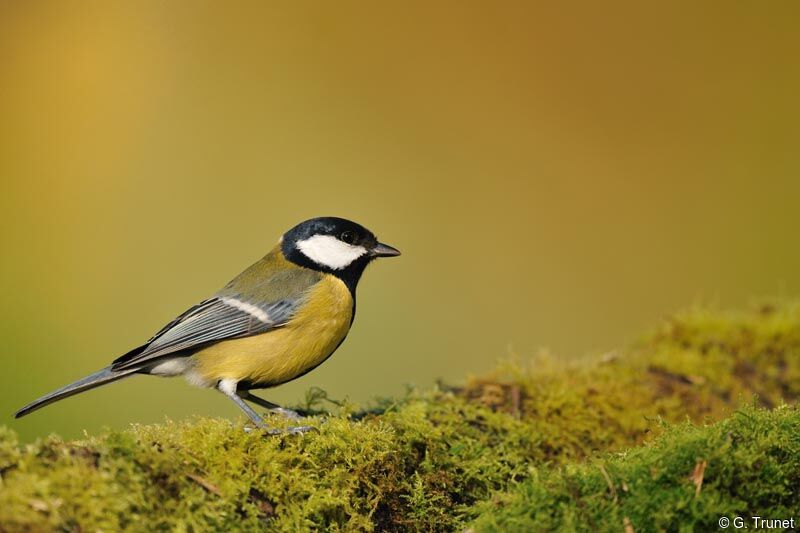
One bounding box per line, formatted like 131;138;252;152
15;217;400;433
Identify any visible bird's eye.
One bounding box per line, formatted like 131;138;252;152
340;231;356;244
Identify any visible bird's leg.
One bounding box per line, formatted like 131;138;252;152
239;391;304;421
240;392;317;434
218;381;315;435
217;380;269;429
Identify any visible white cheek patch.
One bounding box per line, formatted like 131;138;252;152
296;234;368;270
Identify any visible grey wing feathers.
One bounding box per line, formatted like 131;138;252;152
110;297;298;371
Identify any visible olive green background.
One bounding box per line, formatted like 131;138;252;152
2;2;799;441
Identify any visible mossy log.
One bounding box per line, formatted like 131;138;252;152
1;303;799;531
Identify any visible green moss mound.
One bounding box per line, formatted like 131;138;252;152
1;302;798;531
458;302;800;461
0;396;538;531
470;404;800;532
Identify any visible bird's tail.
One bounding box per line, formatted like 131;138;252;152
15;366;139;418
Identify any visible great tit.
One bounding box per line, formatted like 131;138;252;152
15;217;400;433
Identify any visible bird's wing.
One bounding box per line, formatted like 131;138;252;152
109;296;299;370
111;254;322;371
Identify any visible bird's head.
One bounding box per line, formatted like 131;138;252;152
282;217;400;289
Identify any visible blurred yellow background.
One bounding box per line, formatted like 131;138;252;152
2;2;799;441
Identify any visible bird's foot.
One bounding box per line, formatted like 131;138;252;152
243;423;317;436
266;425;318;436
270;407;303;421
242;421;268;434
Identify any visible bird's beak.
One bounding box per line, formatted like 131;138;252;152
371;242;401;257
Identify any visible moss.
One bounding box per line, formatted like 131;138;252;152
469;404;800;531
1;302;799;531
457;301;800;461
0;395;538;531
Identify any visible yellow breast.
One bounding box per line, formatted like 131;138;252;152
191;275;353;388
